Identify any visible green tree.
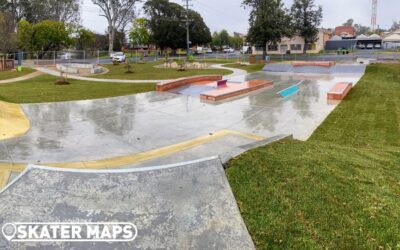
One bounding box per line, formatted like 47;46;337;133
211;30;232;49
354;24;370;35
243;0;292;57
0;12;17;52
390;21;400;32
343;19;354;27
291;0;323;53
17;20;71;51
92;0;139;53
75;27;96;50
129;18;150;47
144;0;211;49
1;0;80;25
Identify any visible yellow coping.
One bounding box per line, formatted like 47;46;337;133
0;101;30;140
0;170;11;189
0;129;265;171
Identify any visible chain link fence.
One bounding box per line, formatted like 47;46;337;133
4;49;400;67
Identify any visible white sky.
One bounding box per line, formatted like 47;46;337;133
81;0;400;34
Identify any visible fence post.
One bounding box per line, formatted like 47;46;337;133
53;51;56;66
36;52;39;66
97;50;100;64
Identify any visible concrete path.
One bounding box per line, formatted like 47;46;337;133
0;71;43;84
211;64;247;79
36;64;240;83
36;67;162;83
0;157;255;249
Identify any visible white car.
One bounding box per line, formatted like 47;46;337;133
59;52;73;60
366;44;374;49
112;52;126;62
206;48;213;53
223;48;235;53
374;44;382;49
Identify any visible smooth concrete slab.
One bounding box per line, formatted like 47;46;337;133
0;71;364;165
0;157;255;249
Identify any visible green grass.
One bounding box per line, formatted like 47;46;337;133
90;61;232;80
223;63;266;73
226;63;400;249
0;74;155;103
0;68;36;80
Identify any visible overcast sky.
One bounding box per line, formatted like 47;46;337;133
82;0;399;34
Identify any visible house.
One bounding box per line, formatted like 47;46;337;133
334;26;356;38
383;30;400;49
253;29;330;55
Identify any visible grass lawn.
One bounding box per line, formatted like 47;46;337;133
226;63;400;249
90;61;232;80
0;74;155;103
224;63;266;73
0;67;36;81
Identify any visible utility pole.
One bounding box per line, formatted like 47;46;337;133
183;0;192;59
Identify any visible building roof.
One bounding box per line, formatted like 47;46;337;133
330;35;342;41
383;33;400;42
368;34;381;39
334;26;356;37
356;34;369;39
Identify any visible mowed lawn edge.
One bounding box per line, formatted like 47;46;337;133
89;61;233;80
226;63;400;249
0;67;36;81
0;74;156;103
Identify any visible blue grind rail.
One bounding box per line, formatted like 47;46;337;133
277;81;304;98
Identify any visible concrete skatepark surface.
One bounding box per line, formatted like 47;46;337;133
0;70;364;167
0;157;255;249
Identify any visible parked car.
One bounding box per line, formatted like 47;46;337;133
374;44;382;49
206;48;213;53
366;44;374;49
223;48;235;53
240;46;252;54
357;44;366;49
58;52;73;60
112;52;126;62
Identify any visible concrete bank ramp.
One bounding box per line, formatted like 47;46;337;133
0;157;255;249
263;63;366;74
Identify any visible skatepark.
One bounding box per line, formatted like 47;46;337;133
0;61;366;248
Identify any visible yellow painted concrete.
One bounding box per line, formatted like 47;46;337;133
0;129;265;171
0;101;30;140
0;170;11;189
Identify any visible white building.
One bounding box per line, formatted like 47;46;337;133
383;30;400;49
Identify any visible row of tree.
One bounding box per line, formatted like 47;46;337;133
211;30;244;50
0;0;212;53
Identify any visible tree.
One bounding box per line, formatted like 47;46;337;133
92;0;139;53
354;24;370;35
390;21;400;32
343;19;354;27
75;27;96;50
291;0;323;53
129;18;149;47
17;20;71;51
1;0;80;25
243;0;292;57
0;12;17;52
144;0;211;49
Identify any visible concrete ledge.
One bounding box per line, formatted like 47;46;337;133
200;80;273;102
292;61;336;67
327;82;353;100
157;75;223;91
